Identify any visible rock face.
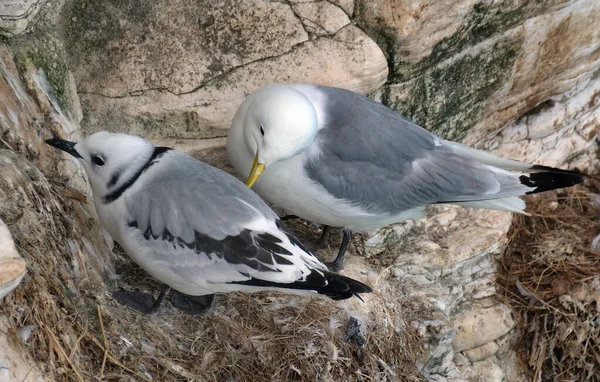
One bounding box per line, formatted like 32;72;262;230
453;305;514;353
355;0;600;142
370;206;529;381
0;0;46;36
468;72;600;173
62;0;388;140
0;40;113;382
0;0;598;381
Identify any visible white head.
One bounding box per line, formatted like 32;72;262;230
236;84;319;187
45;131;155;200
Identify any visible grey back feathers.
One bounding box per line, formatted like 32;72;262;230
121;150;370;299
296;85;585;215
124;151;278;241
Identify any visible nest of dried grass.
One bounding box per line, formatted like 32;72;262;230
497;182;600;381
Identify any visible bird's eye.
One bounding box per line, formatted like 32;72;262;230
92;156;105;166
260;125;265;136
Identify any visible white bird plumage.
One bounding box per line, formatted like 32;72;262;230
45;131;371;314
227;83;585;271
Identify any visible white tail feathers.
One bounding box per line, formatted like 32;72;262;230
455;197;528;215
445;141;533;171
442;140;585;213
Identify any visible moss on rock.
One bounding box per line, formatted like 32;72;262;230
426;0;558;69
425;35;521;140
355;0;542;140
383;77;428;128
13;35;71;112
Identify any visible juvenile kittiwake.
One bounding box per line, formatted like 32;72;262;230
45;132;371;315
226;84;586;272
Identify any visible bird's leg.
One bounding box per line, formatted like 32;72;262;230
329;228;352;272
170;292;215;315
318;225;332;247
112;285;170;315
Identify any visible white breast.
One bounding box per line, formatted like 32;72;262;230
228;142;423;231
226;86;425;232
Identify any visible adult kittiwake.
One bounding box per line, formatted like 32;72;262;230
227;84;586;271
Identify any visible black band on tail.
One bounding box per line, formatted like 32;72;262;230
520;165;585;194
232;269;372;301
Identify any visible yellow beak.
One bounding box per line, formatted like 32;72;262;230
245;152;265;188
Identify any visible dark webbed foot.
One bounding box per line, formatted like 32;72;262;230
112;287;169;315
327;228;352;273
170;292;215;315
280;214;300;221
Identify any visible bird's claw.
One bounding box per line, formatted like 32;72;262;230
170;292;215;315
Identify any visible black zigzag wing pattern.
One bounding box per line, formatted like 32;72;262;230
128;219;371;301
128;221;294;273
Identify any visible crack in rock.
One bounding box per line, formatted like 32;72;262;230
78;24;362;100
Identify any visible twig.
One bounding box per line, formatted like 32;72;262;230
37;319;85;382
97;306;109;376
69;321;88;361
88;314;152;382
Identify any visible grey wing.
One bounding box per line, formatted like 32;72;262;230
124;153;316;285
127;153;278;241
303;86;520;214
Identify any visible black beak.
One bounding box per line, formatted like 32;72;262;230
45;139;82;159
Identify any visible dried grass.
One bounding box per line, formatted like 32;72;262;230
497;182;600;381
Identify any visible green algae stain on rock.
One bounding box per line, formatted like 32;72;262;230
424;0;558;75
354;0;559;141
383;77;428;128
370;0;538;140
13;36;71;112
382;32;522;142
354;0;558;84
353;0;407;83
425;35;522;141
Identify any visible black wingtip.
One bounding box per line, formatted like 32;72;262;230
521;165;586;194
232;269;373;301
529;165;587;177
322;271;373;301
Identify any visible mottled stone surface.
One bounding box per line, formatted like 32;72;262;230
453;305;515;353
356;0;600;142
291;1;350;36
462;358;505;382
64;0;310;96
463;341;499;363
62;0;388;140
0;0;45;35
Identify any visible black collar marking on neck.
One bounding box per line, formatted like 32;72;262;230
103;146;172;204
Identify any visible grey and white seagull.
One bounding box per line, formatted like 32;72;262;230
227;84;586;272
45;132;371;315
